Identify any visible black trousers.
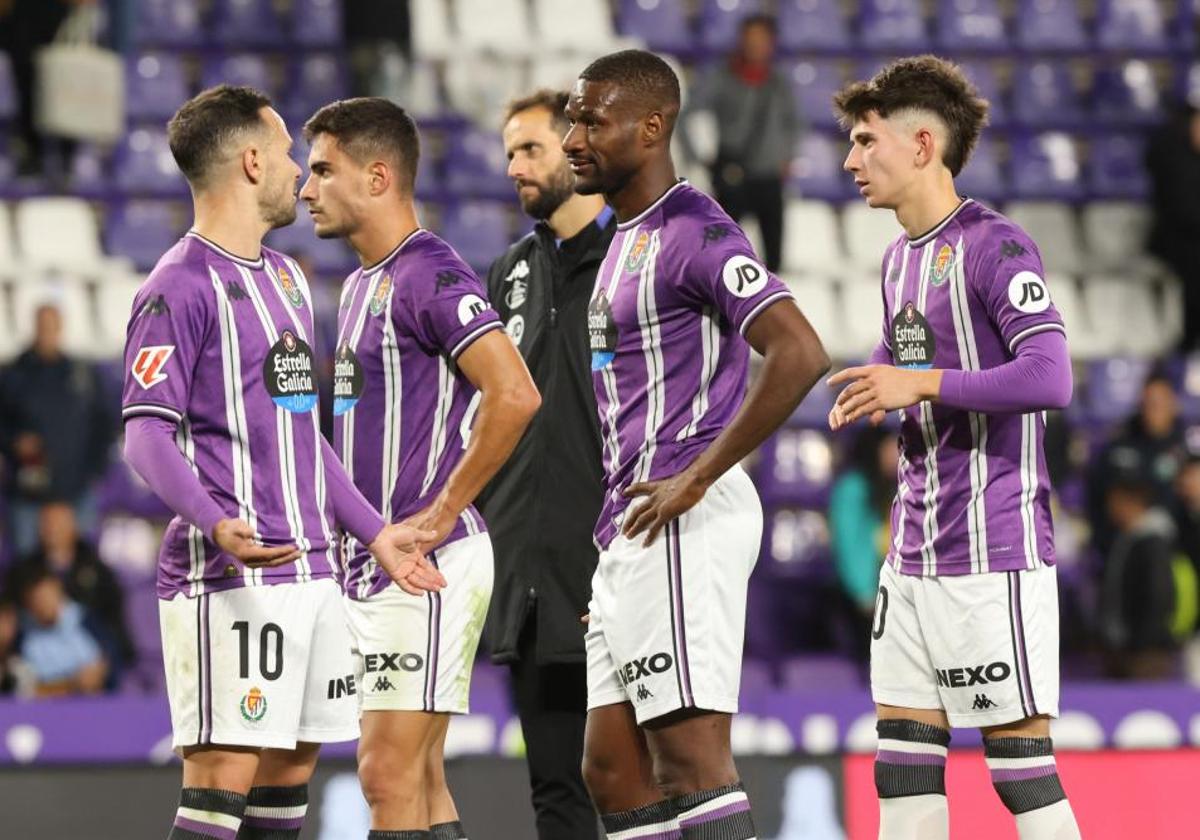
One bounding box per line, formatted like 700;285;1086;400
713;173;785;273
508;611;599;840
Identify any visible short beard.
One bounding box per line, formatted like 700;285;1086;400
519;165;576;220
260;178;298;230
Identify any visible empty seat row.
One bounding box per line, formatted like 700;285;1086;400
134;0;341;48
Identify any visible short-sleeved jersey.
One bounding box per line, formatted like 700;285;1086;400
333;230;503;600
589;183;793;549
122;232;338;599
878;199;1066;577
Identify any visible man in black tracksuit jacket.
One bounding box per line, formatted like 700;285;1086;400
475;90;616;840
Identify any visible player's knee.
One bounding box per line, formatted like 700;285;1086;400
580;748;624;810
358;748;426;808
984;735;1066;814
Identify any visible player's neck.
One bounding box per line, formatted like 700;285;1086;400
191;197;269;262
894;174;962;240
607;161;678;224
548;193;607;240
350;204;420;268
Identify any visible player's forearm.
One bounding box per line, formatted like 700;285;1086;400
935;329;1071;414
319;438;386;545
123;416;226;540
433;382;541;514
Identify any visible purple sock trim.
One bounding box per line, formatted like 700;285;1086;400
242;814;306;830
678;798;751;827
876;749;948;766
174;816;238;840
990;765;1057;783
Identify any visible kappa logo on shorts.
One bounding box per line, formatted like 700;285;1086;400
131;345;175;389
636;684;654;702
972;693;997;710
616;652;674;688
373;676;396;692
364;652;424;673
327;675;357;699
935;662;1011;689
240;687;268;722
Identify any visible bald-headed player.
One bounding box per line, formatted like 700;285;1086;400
564;51;830;840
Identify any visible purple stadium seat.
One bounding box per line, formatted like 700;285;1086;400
858;0;929;51
283;54;349;124
1095;0;1169;51
1009;132;1084;201
0;52;16;121
757;428;834;507
781;655;862;692
132;0;206;47
202;53;275;98
1091;61;1163;126
443;128;512;200
616;0;692;54
785;60;844;130
1084;358;1152;424
789;379;837;427
290;0;343;46
265;222;356;275
68;144;110;197
789;132;854;202
935;0;1007;51
1014;0;1088;51
958;60;1007;127
436;201;513;273
955;133;1007;201
1178;2;1198;51
1011;61;1083;128
414;151;444;202
113;128;188;196
106;201;187;272
699;0;762;53
210;0;287;47
777;0;852;52
763;508;830;573
126;53;189;123
1088;132;1150;200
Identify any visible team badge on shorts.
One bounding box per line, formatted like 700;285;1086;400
625;231;651;273
370;274;393;316
240;687;268;722
278;265;305;309
930;243;954;286
333;341;365;416
264;330;318;413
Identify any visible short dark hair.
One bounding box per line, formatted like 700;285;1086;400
740;13;777;37
167;84;273;187
504;89;570;133
579;49;681;120
833;55;989;177
303;97;420;193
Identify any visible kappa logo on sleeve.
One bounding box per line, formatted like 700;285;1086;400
131;345;175;389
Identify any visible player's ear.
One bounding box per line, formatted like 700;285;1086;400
367;160;390;197
242;144;263;185
914;127;937;169
643;110;665;146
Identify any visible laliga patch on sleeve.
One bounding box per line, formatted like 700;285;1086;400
721;255;768;299
131;345;175;389
457;294;490;326
1007;271;1051;313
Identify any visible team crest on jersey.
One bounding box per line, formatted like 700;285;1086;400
333;341;365;416
891;301;936;369
625;231;651;273
240;687;268;722
370;274;393;316
131;345;175;389
930;244;954;286
264;330;318;413
277;265;304;309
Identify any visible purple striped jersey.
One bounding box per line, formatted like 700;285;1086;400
589;183;793;549
878;200;1066;576
122;232;338;599
333;230;502;600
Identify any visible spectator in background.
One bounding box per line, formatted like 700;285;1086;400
1176;456;1200;582
1146;100;1200;351
828;426;896;664
17;567;108;696
1087;368;1188;558
0;598;34;697
0;303;116;556
9;502;132;681
1099;473;1186;680
680;14;798;271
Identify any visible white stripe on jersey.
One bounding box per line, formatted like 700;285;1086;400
914;243;941;576
596;226;642;484
341;272;379;599
676;306;719;442
381;291;403;523
1019;412;1040;569
210;268;260;586
632;231;665;484
948;236;990;574
175;419;206;596
419;356;453;497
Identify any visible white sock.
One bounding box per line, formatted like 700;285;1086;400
1014;799;1082;840
878;793;948;840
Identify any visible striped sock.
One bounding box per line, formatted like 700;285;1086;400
169;788;247;840
670;783;756;840
237;784;307;838
985;736;1080;838
601;800;682;839
367;832;429;839
430;821;467;839
875;720;950;840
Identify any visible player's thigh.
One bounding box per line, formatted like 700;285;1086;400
180;744;261;793
427;532;495;713
582;701;658;810
358;709;445;779
869;563;942;713
253;741;322;788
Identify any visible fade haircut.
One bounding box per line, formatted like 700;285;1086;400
833;55;989;177
504;89;570;133
579;49;681;124
303;97;420;193
167;84;273;188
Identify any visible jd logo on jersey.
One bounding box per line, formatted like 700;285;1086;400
589;294;618;371
370;274;393;316
264;330;318;413
332;341;364;416
278;265;304;309
930;244;954;286
131;345;175;389
240;687;268;722
625;231;651;273
891;302;936;369
1008;271;1051;314
722;255;767;299
457;294;489;326
616;652;674;688
935;661;1011;688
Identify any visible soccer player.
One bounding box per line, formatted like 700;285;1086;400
564;51;830;840
121;86;444;840
299;97;541;840
827;57;1081;840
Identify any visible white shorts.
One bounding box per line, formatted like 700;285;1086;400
870;562;1061;728
159;578;360;751
587;466;763;724
344;532;494;714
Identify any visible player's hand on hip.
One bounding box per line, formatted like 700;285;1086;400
828;365;935;426
369;523;446;596
399;499;458;552
622;466;708;548
212;518;302;567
